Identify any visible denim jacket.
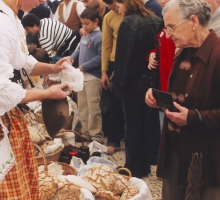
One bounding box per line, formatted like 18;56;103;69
114;13;161;96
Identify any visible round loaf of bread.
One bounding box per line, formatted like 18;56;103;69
120;185;139;200
82;164;115;191
50;183;81;200
39;171;58;200
112;173;128;195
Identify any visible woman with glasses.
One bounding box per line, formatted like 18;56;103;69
146;0;220;199
114;0;161;178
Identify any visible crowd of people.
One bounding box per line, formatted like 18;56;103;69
1;0;220;199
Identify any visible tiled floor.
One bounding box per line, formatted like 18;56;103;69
107;142;162;200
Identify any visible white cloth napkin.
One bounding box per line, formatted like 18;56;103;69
0;117;15;183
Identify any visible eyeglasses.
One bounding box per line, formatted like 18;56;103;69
164;19;188;36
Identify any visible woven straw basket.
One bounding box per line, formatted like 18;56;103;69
33;143;77;175
115;167;132;181
35;144;64;165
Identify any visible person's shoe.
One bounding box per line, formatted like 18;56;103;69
107;146;115;155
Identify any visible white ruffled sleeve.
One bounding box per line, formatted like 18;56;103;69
23;55;38;75
0;13;28;116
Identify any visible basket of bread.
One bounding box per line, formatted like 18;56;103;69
34;143;153;199
45;164;152;199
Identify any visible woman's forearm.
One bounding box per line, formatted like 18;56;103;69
29;62;55;76
19;89;50;104
19;82;71;104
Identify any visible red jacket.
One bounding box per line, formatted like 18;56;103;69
147;29;175;91
159;30;175;91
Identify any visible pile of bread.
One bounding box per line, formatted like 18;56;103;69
38;164;145;200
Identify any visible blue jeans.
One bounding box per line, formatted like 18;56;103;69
122;75;160;178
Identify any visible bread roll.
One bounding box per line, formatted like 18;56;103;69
95;190;120;200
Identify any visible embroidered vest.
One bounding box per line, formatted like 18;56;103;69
58;2;80;31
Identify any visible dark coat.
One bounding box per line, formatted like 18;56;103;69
157;30;220;186
114;13;161;95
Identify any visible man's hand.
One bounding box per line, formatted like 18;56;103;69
101;71;110;90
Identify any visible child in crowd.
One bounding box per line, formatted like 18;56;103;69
70;7;103;144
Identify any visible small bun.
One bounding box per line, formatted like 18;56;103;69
95;190;120;200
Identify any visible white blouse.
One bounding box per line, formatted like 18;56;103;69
0;1;37;116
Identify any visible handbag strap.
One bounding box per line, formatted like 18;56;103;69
194;109;203;153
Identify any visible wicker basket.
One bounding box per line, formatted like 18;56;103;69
34;143;64;165
35;112;44;124
56;130;85;146
33;143;77;175
115;167;132;181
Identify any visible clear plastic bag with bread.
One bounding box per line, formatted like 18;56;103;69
58;62;84;92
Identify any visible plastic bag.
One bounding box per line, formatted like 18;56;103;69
129;177;153;200
86;156;117;170
70;156;85;171
58;62;84;92
88;141;107;155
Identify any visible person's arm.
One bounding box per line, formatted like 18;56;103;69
114;20;134;93
101;14;112;89
70;44;80;62
81;37;102;71
39;19;54;56
20;82;70;104
29;57;70;76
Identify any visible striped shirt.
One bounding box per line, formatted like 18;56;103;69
39;18;80;56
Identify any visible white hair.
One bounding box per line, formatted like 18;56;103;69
162;0;211;26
